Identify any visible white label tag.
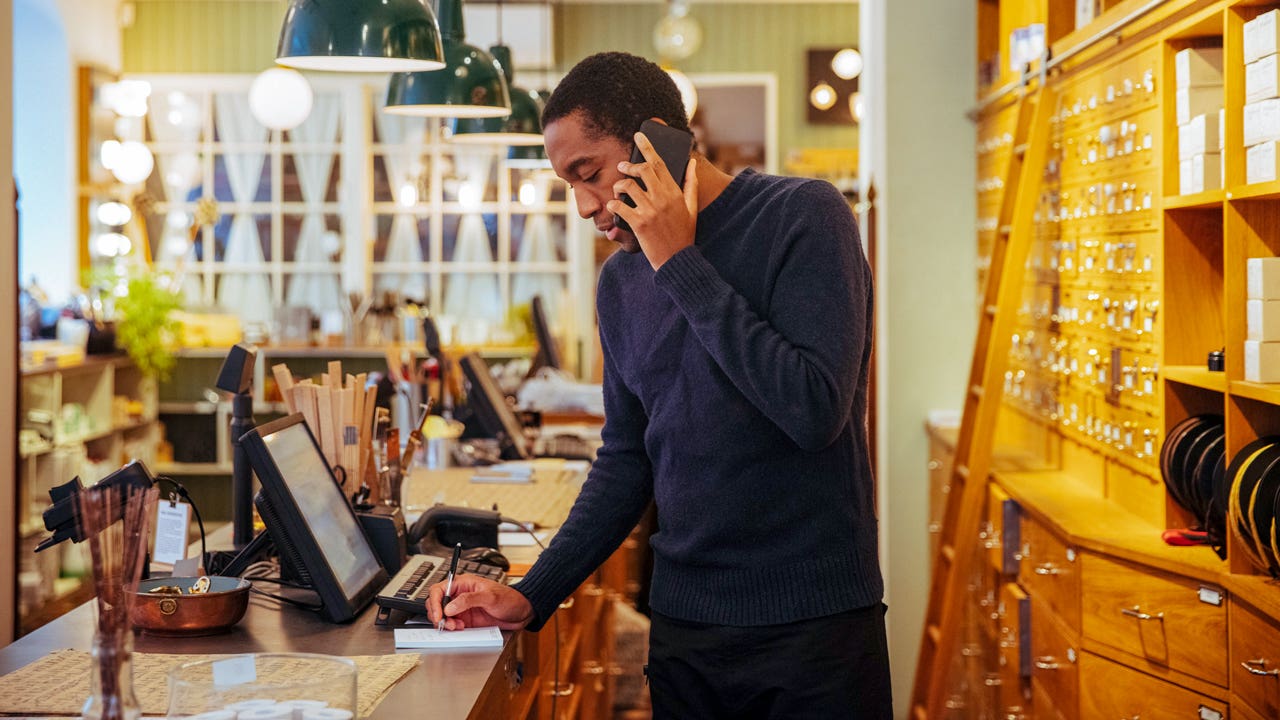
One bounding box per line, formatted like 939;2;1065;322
1144;255;1153;272
1145;378;1154;394
1144;316;1153;333
212;655;257;687
154;501;191;566
1198;586;1223;606
1199;705;1224;720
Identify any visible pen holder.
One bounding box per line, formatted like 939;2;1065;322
166;653;356;717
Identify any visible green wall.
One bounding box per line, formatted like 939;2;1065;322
123;1;857;156
556;3;858;155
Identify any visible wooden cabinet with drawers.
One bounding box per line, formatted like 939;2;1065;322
1078;652;1227;720
1229;597;1280;720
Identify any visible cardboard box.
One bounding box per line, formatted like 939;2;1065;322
1176;47;1224;88
1245;339;1280;382
1247;140;1280;184
1178;113;1220;160
1249;257;1280;299
1246;9;1280;64
1180;152;1222;195
1176;86;1221;125
1248;299;1280;341
1244;98;1280;146
1248;54;1280;103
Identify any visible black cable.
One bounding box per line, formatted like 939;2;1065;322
240;575;312;591
155;475;207;567
500;516;558;720
248;585;323;611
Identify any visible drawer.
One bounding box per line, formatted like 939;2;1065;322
1232;694;1271;720
1231;599;1280;719
986;484;1019;575
1078;651;1227;720
998;582;1031;713
1080;553;1227;687
1019;515;1081;632
1030;598;1079;720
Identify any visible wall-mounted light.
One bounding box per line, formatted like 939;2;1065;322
276;0;445;73
831;48;863;80
809;82;837;111
96;201;133;228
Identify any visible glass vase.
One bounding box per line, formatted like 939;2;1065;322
81;630;141;720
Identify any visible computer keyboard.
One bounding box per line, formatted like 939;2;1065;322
374;553;507;616
535;433;600;462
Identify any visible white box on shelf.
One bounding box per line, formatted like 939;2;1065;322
1248;257;1280;299
1248;54;1280;103
1247;140;1280;184
1179;152;1222;195
1244;98;1280;146
1248;299;1280;341
1246;9;1280;64
1178;113;1220;159
1175;86;1221;125
1175;47;1224;88
1245;340;1280;382
1076;0;1096;29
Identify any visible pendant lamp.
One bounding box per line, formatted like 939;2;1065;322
384;0;511;118
449;46;545;145
276;0;445;73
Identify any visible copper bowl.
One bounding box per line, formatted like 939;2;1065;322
130;576;250;636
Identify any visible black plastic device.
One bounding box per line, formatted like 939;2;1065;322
614;119;695;234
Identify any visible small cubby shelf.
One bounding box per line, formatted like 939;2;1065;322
1164;364;1229;391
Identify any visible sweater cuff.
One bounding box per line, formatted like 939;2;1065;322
512;566;563;632
654;245;725;309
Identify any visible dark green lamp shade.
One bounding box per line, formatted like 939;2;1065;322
449;85;544;145
276;0;445;72
384;40;511;118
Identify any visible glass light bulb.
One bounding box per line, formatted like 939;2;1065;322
518;180;537;207
665;69;698;120
458;181;482;209
398;182;419;207
96;201;132;227
810;82;837;111
831;49;864;80
100;140;123;170
111;142;155;185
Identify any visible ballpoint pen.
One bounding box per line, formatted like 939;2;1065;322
438;542;462;631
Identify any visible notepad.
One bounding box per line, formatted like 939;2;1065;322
393;627;503;649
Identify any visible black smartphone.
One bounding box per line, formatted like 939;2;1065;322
614;119;696;233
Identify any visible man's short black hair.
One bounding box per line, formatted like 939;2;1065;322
542;52;689;144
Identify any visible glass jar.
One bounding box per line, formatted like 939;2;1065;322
82;630;141;720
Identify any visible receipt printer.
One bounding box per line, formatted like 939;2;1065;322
356;505;408;573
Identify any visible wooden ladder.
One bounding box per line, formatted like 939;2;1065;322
908;77;1058;719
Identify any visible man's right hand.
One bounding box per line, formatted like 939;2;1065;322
426;575;535;631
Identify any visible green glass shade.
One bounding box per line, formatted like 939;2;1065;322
384;0;511;118
449;47;543;145
276;0;445;73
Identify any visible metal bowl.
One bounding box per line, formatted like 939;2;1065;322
130;576;250;636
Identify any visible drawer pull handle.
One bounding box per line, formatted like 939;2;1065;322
1119;605;1163;621
1033;563;1061;576
1241;659;1280;677
582;662;606;675
558;597;575;610
928;522;942;534
1033;656;1060;670
549;681;577;697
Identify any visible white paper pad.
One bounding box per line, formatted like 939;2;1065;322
393;627;503;649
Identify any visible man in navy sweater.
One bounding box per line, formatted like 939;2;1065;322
428;52;890;718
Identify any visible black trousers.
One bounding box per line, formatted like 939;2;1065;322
646;603;893;719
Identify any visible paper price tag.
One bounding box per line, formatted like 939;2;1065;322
212;655;257;687
154;501;191;566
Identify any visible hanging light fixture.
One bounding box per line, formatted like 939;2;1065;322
276;0;445;72
384;0;512;118
665;68;698;120
449;45;545;145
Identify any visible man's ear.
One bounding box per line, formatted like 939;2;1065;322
648;117;669;127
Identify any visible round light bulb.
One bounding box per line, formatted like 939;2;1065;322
831;49;864;80
810;82;837;111
458;181;482;210
111;141;155;185
94;232;131;258
397;182;419;207
665;69;698;120
101;80;152;118
163;234;191;257
850;92;865;123
100;140;123;170
96;201;132;227
166;210;191;229
248;67;314;131
518;180;537;207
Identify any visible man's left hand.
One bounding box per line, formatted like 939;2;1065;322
608;131;699;270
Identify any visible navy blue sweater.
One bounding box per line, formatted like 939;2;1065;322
516;169;881;629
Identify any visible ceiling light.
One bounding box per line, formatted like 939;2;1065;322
385;0;511;118
276;0;446;72
449;46;544;145
666;68;698;120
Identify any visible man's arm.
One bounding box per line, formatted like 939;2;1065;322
653;180;870;451
510;329;654;630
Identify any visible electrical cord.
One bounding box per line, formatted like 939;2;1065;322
499;515;559;720
155;475;207;566
239;557;323;611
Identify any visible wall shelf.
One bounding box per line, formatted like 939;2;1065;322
1164;189;1225;209
1164;365;1227;392
1229;381;1280;407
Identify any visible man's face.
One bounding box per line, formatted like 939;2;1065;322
544;111;641;254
